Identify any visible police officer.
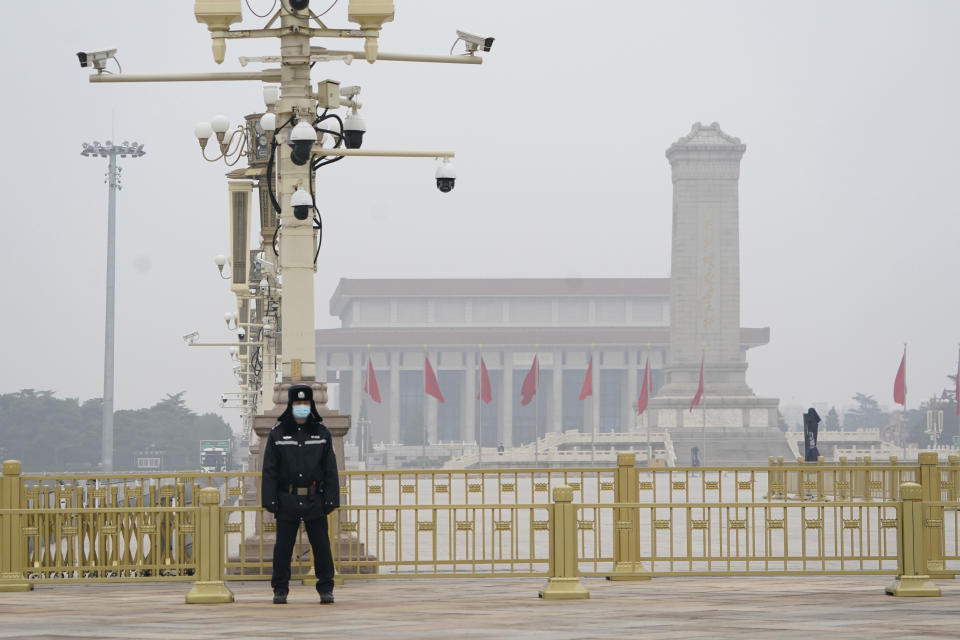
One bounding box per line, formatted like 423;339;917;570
262;384;339;604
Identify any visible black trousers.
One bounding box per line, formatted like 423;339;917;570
271;516;334;593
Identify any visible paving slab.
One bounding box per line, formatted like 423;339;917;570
1;576;959;639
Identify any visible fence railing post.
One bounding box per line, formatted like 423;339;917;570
607;453;648;581
917;452;947;576
185;487;234;604
861;455;873;502
0;461;31;592
949;455;960;503
886;482;940;596
539;485;589;600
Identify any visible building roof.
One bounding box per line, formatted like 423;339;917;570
315;326;769;349
329;278;670;316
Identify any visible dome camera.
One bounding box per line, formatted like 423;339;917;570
435;160;456;193
290;187;313;220
343;112;365;149
288;121;317;165
288;0;310;11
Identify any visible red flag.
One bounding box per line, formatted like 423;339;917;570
689;356;704;413
425;356;445;403
579;357;593;401
520;355;539;406
637;358;651;415
893;348;907;407
479;357;492;404
364;357;381;404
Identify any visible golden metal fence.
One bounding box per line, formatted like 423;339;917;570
575;501;901;577
3;454;960;601
15;506;197;582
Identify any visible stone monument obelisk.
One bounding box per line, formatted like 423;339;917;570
649;122;779;431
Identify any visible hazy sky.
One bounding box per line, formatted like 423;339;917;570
2;1;958;430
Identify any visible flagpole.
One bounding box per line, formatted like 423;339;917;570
423;346;428;464
534;353;540;466
477;346;483;468
700;348;706;467
901;342;907;458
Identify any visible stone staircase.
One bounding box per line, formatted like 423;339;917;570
667;427;795;466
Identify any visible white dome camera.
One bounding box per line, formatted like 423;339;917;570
288;121;317;166
343;112;366;149
435;160;456;193
290;187;313;221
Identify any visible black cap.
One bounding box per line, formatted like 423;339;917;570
279;384;322;423
288;384;313;404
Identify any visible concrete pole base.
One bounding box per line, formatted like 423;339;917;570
885;575;941;597
185;581;235;604
0;573;32;592
539;577;589;600
605;563;652;581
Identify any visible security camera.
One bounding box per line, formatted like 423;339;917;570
289;121;317;166
456;31;494;53
343;112;365;149
435;160;456;193
182;331;200;344
77;48;118;71
290;187;313;221
220;394;228;405
288;0;310;11
237;327;246;339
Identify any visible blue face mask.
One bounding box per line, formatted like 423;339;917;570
292;405;311;419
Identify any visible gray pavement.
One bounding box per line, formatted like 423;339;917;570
1;576;959;639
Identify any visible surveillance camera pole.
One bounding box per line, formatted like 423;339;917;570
86;2;488;469
81;141;145;472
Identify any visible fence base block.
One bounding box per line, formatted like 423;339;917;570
539;577;589;600
606;563;651;581
185;581;235;604
0;573;32;592
885;575;941;597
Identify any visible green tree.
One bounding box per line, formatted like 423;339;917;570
824;407;840;430
842;393;888;431
0;389;233;472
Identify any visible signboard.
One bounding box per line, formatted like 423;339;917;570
201;440;231;451
137;457;161;469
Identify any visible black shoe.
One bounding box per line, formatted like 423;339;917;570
273;589;288;604
319;591;334;604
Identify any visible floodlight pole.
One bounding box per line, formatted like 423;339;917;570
81;141;145;472
103;152;117;473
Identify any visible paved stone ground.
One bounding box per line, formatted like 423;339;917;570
2;576;960;639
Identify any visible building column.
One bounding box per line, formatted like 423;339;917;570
389;350;400;443
426;350;439;444
501;349;513;448
462;350;476;444
624;350;638;431
350;351;362;446
551;349;563;433
591;349;600;436
316;349;328;385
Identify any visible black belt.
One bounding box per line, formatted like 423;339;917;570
285;484;318;496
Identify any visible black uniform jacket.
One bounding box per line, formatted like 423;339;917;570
261;416;340;521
